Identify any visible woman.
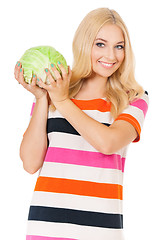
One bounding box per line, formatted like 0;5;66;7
15;7;148;240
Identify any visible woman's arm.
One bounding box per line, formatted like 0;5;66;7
54;99;137;155
38;63;138;155
20;96;48;174
14;62;49;174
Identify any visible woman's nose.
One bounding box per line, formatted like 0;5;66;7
105;47;116;61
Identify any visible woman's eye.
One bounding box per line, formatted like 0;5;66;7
116;45;124;50
96;42;105;47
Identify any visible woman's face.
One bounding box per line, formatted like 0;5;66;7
91;24;125;79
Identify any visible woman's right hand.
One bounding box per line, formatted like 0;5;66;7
14;61;47;100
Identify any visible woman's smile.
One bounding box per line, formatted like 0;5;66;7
98;60;116;69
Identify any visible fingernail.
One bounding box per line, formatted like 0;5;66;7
20;68;22;72
18;63;20;67
37;78;40;81
57;61;61;65
33;74;36;78
45;69;48;72
51;63;54;68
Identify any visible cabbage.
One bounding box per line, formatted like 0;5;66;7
19;46;68;84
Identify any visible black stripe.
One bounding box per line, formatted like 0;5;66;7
103;122;111;127
47;118;80;135
47;118;110;134
145;90;148;95
28;206;123;229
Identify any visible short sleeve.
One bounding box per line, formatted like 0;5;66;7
115;91;149;142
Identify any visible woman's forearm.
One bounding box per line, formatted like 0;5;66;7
54;98;137;155
20;96;48;174
54;99;113;154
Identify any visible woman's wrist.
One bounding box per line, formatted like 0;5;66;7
53;98;70;109
35;93;48;103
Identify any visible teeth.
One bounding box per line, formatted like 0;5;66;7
99;61;114;67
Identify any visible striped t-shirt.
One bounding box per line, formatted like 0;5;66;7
26;91;149;240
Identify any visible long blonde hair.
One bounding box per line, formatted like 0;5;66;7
68;8;144;118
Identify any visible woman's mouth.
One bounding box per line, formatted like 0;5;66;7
98;61;116;69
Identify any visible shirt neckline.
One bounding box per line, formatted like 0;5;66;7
71;97;107;101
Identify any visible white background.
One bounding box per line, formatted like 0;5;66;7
0;0;158;239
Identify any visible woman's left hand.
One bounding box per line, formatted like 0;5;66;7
38;62;72;106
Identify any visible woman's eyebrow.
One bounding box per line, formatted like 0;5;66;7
95;38;125;44
95;38;107;42
117;41;125;44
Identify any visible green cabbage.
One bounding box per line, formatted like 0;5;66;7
19;46;68;84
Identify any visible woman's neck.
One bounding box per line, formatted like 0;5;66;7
74;75;108;99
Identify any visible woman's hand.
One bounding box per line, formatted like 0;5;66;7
38;62;72;106
14;61;47;100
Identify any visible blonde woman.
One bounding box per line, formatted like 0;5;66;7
15;8;149;240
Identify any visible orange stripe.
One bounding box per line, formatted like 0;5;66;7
34;176;123;200
115;113;141;142
71;99;111;112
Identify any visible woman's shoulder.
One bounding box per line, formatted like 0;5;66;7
123;90;149;120
130;90;149;106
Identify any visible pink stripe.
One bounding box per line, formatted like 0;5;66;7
30;102;35;116
44;147;125;172
130;99;148;117
26;236;77;240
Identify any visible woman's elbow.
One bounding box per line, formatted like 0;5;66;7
20;151;41;174
100;145;115;155
100;139;126;155
19;142;45;174
23;162;39;174
22;158;41;174
100;138;118;155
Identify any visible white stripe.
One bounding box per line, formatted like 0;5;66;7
40;162;123;185
27;221;124;240
141;92;149;104
122;105;144;129
48;131;97;151
84;110;114;123
31;191;123;214
48;109;63;119
48;132;124;156
48;108;114;123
